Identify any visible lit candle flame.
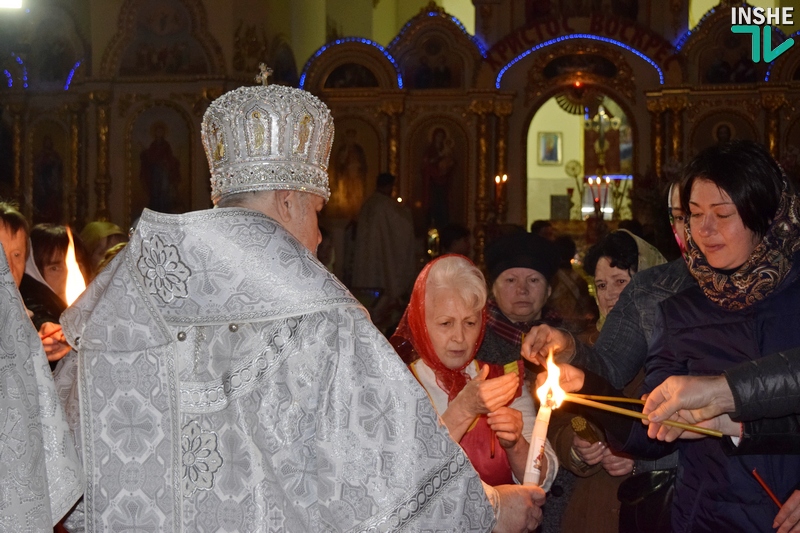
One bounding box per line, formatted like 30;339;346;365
64;227;86;306
495;175;501;184
535;350;566;409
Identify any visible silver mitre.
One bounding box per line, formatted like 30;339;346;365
202;65;334;204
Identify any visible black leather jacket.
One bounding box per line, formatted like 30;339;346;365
724;347;800;455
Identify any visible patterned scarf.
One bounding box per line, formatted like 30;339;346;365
685;188;800;310
390;255;487;401
485;299;562;346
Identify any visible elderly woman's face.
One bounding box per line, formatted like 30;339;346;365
688;179;759;270
594;257;631;317
492;267;551;324
425;288;482;370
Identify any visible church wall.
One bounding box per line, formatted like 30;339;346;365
5;0;800;263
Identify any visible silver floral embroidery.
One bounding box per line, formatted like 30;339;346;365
181;420;223;496
137;235;191;304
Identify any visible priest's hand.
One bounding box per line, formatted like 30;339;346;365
39;322;71;362
493;484;546;533
520;324;575;366
534;363;585;393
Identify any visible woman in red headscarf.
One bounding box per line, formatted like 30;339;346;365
391;254;556;488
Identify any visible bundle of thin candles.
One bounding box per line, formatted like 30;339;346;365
564;393;723;438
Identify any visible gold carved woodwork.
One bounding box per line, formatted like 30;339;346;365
6;104;24;201
66;102;84;225
469;98;493;268
380;100;404;177
663;94;688;163
91;91;112;220
118;93;152;117
684;96;761;136
762;93;786;159
233;22;269;74
647;99;664;178
494;99;512;223
524;42;635;106
99;0;225;77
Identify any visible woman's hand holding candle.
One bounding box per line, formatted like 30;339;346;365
572;434;605;465
442;366;518;442
488;406;530;482
38;322;72;362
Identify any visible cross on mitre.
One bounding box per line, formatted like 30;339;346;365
255;63;273;86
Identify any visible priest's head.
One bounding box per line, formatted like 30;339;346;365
200;76;334;254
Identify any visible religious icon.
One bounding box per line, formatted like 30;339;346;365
33;133;65;223
140;121;181;213
295;115;312;154
421;127;457;227
538;132;562;165
713;121;735;144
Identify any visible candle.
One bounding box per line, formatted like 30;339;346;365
603;176;611;212
570;393;644;405
494;175;501;199
523;395;551;485
523;351;565;485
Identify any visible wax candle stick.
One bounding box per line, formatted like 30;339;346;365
523;400;551;486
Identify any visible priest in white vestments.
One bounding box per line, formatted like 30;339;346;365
0;244;83;531
55;69;546;532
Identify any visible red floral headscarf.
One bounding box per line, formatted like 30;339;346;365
391;254;487;401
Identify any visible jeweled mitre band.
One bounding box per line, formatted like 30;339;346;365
202;84;334;203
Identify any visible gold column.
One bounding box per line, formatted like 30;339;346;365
380;99;403;178
6;104;24;201
66;102;83;225
91;91;112;220
647;99;665;178
761;92;786;160
665;95;687;164
469;98;494;268
494;99;512;223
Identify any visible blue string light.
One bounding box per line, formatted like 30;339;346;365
64;60;82;90
388;11;486;58
764;28;797;81
299;37;403;89
495;33;665;89
12;53;27;88
675;7;716;50
3;70;12;88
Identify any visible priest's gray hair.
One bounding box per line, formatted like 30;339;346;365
425;255;487;313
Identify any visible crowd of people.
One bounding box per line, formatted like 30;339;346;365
2;78;799;533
